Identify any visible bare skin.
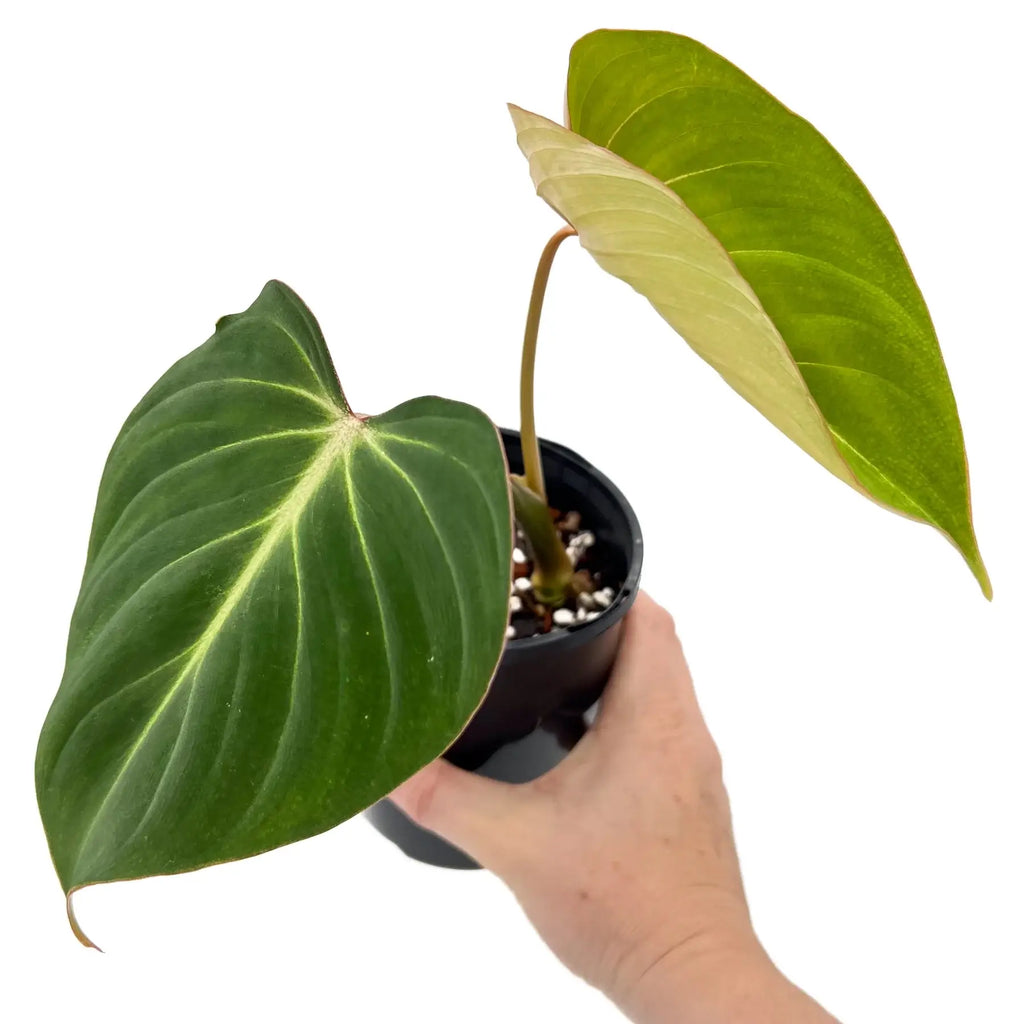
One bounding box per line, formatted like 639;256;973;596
390;591;839;1023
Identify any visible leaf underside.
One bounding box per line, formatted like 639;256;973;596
513;29;988;596
36;281;512;941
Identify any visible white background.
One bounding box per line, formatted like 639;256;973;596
2;1;1020;1021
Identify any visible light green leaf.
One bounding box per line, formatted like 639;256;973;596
510;104;858;485
510;30;989;597
36;281;512;944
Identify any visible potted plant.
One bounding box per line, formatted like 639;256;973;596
35;28;990;948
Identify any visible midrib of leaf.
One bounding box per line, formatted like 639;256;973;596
225;526;307;837
70;411;358;880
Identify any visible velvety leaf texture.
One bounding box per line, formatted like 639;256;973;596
36;281;512;943
518;29;988;595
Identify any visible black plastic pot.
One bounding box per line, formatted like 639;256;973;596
363;428;643;868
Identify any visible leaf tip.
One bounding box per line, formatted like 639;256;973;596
952;522;992;600
974;561;993;602
951;529;992;600
506;102;527;129
67;889;103;952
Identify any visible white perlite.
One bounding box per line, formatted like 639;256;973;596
565;530;596;568
513;577;532;593
512;547;527;564
505;625;516;639
552;608;575;626
593;590;612;609
509;594;522;613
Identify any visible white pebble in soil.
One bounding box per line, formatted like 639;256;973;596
505;625;516;640
577;591;596;611
593;590;612;609
566;530;596;568
509;594;522;613
552;608;575;627
575;606;589;622
513;577;532;593
586;610;602;621
512;547;528;564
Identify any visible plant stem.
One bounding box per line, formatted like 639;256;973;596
520;224;577;502
510;475;575;607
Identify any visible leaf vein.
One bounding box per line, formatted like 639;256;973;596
69;430;348;875
344;451;399;748
727;249;922;333
233;525;307;829
365;436;469;689
664;158;792;185
795;360;917;403
831;430;931;521
606;84;759;147
89;427;333;570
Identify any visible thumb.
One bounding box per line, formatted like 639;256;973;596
389;759;538;874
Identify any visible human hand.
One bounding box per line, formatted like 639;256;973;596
390;591;836;1023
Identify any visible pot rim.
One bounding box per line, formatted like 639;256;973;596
498;427;644;652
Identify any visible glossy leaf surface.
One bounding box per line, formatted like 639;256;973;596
512;30;988;595
36;282;512;941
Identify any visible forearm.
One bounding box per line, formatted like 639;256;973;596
613;939;839;1024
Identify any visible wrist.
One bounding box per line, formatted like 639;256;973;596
610;922;767;1024
610;924;833;1024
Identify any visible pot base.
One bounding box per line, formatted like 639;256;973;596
364;704;593;868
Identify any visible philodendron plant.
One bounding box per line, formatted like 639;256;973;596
37;29;990;947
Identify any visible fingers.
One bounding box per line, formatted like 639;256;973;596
387;593;697;874
389;759;539;874
597;590;697;720
581;590;723;788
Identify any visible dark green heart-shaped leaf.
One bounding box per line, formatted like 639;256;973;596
36;281;512;944
512;29;989;596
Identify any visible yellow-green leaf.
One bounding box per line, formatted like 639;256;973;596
509;30;988;596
